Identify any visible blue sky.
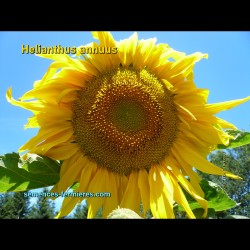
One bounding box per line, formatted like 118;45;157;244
0;31;250;212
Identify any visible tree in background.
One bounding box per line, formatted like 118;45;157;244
71;201;103;219
0;193;15;219
28;188;57;219
72;202;88;219
198;144;249;218
13;192;31;218
0;191;30;219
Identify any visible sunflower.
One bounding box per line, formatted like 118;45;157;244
7;32;250;219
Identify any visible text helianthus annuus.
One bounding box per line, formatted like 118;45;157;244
7;32;250;218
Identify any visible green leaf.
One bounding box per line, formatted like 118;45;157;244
178;180;236;213
202;180;236;211
217;130;250;149
192;208;216;219
0;153;60;192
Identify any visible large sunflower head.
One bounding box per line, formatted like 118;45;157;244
7;32;250;218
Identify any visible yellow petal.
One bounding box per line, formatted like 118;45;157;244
169;173;195;219
158;165;174;200
56;197;80;218
70;160;98;207
34;58;97;89
87;168;109;218
60;153;81;177
57;154;89;192
165;159;208;217
92;31;116;47
190;121;233;146
6;87;44;112
166;151;204;198
21;83;78;102
215;117;237;130
102;171;118;218
157;52;207;82
206;96;250;114
174;140;242;179
170;52;208;80
190;113;237;132
138;169;150;215
188;96;250;115
178;124;211;155
172;79;197;94
49;184;58;194
19;126;72;153
34;61;66;87
91;31;120;67
159;44;186;61
86;43;111;72
25;116;39;129
120;171;141;215
53;67;93;87
115;174;128;205
175;102;197;120
37;53;87;73
56;88;78;105
174;89;209;105
78;161;98;193
36;131;73;155
47;185;60;201
146;44;170;71
133;38;157;69
35;106;73;124
151;45;186;77
46;143;79;160
161;79;174;90
148;165;175;218
84;34;118;72
118;32;138;67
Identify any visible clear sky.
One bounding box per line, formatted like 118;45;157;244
0;31;250;212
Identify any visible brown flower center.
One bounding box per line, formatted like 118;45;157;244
72;67;179;175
